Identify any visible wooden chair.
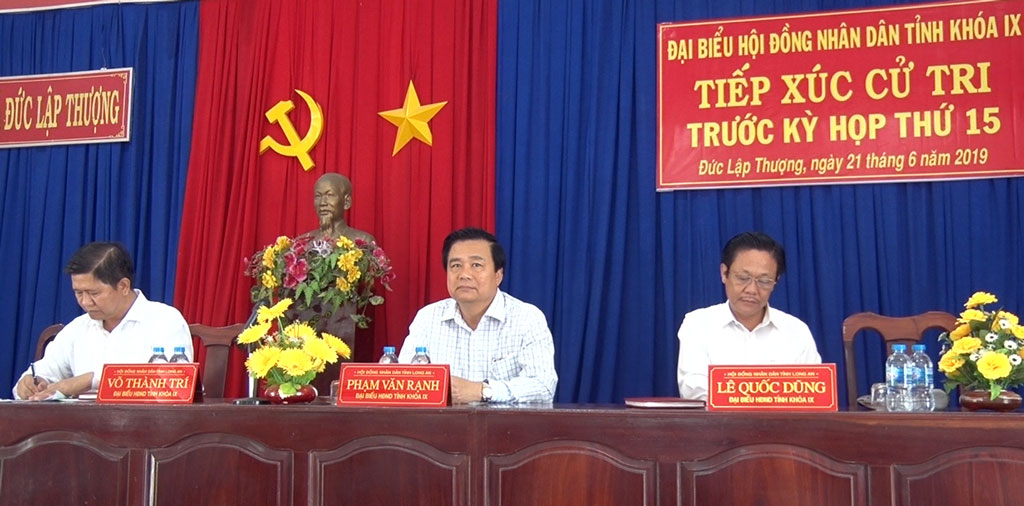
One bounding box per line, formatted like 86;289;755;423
189;323;244;398
34;324;64;361
842;311;956;408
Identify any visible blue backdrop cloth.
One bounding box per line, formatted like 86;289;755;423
495;0;1024;403
0;2;197;392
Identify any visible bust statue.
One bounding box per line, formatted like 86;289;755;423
308;173;375;244
302;172;376;393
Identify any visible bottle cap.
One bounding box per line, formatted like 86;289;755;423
415;346;428;353
893;344;907;352
911;344;926;352
154;347;165;353
174;346;186;353
384;346;396;353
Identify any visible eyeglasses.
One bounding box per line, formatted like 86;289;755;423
729;272;777;291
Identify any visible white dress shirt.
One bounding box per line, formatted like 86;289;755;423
398;289;557;403
13;290;193;398
676;301;821;400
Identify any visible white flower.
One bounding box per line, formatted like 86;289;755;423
1011;355;1022;366
985;332;999;343
1005;340;1019;351
1000;319;1012;329
970;352;980;361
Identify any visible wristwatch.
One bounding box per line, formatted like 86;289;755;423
481;380;493;402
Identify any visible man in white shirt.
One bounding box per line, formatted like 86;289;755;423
13;242;192;400
399;228;557;404
677;232;821;400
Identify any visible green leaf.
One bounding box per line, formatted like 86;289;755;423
990;383;1002;400
369;295;384;306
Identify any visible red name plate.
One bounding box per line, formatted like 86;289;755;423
707;364;837;411
336;364;450;407
97;363;198;404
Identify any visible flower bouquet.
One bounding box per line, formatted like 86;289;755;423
245;234;394;328
938;291;1024;400
238;298;352;398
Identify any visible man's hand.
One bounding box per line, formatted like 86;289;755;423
24;373;93;401
15;374;48;400
450;376;484;404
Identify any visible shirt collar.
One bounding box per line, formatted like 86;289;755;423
716;300;776;332
441;289;507;327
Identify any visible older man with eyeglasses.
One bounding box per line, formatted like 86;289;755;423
676;231;821;400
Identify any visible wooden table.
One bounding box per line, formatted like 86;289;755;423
1;401;1021;505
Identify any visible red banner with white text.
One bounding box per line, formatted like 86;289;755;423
657;0;1024;190
0;68;132;148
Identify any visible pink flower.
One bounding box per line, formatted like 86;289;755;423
283;274;298;289
287;258;308;283
292;238;308;256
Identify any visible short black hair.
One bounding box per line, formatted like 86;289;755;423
441;228;506;271
65;242;135;288
721;232;786;279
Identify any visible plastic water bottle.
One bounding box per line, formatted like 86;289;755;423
147;346;169;363
410;346;431;364
379;346;399;364
168;346;190;363
909;344;935;411
885;344;911;412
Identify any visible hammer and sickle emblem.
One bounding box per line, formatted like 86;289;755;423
259;89;324;171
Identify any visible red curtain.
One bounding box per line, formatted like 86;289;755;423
175;0;497;397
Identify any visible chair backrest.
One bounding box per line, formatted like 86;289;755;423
842;311;956;408
34;324;64;361
189;323;244;398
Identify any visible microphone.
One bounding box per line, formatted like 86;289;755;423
234;298;270;405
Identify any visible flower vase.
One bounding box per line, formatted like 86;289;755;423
959;389;1022;412
264;384;318;405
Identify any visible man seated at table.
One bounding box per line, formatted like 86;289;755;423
13;242;193;400
677;232;821;400
398;228;557;404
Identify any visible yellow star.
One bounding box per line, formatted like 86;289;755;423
378;81;447;156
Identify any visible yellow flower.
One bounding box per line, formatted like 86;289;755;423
951;336;982;355
347;266;361;283
336;277;351;292
336;236;355;249
274;235;292;252
322;332;352;359
276;348;314;376
237;321;272;345
245;346;281;378
262;247;276;268
995;311;1020;327
958;309;986;324
304;337;338;365
258;298;293;323
261;271;278;288
1013;325;1024;339
949;324;972;341
283;321;316;341
938;352;965;373
337;251;359;271
977;352;1012;380
964;291;997;309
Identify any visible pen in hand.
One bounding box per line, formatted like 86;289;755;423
30;362;40;387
